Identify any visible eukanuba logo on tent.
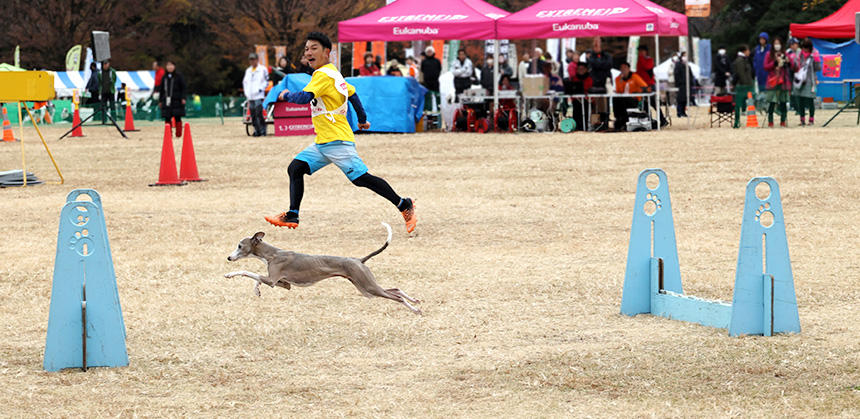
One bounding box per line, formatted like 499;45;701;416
536;7;628;18
393;27;440;36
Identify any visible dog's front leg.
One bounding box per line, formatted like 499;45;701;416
224;271;275;297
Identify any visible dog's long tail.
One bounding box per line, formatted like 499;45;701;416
360;222;392;263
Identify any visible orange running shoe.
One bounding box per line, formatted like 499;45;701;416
400;198;417;233
265;211;299;229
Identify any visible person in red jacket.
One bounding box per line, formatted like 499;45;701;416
358;53;380;76
567;62;593;131
635;45;667;127
152;60;166;92
763;37;791;127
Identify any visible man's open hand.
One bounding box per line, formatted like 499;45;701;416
278;89;290;101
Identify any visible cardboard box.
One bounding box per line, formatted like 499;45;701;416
521;75;547;97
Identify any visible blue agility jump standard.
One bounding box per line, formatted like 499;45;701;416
620;169;800;337
44;189;128;371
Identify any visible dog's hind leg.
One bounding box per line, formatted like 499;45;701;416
386;288;420;304
346;270;422;315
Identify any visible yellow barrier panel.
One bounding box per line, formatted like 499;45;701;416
0;71;63;186
0;71;55;102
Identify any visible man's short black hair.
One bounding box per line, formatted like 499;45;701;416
637;45;648;52
620;61;631;68
738;44;749;53
307;32;332;50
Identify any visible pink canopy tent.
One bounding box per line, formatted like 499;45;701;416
496;0;687;39
790;0;860;39
338;0;509;42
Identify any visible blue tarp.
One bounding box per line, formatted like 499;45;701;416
811;39;860;101
264;73;427;133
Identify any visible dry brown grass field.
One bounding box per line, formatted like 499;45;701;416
1;109;858;417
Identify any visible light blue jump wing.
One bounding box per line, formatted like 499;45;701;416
729;178;800;336
44;196;128;371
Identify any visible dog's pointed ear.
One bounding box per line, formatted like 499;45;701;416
251;231;265;245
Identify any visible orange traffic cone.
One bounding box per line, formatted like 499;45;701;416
2;107;17;142
149;124;185;186
70;106;84;137
123;102;139;132
179;122;205;182
745;92;759;128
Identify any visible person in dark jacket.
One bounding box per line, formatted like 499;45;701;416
752;32;770;92
673;53;696;117
566;62;593;131
420;46;442;112
85;62;100;105
158;60;187;138
96;60;118;123
713;46;731;94
732;45;755;128
480;56;495;94
587;38;613;130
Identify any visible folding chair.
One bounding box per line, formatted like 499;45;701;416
709;95;734;127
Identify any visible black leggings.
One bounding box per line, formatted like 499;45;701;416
287;159;401;212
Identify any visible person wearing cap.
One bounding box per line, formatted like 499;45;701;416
420;46;441;111
753;32;770;92
243;52;269;136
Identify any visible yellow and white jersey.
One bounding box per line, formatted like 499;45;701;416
302;64;356;144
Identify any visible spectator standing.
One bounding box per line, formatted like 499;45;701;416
480;56;495;94
85;62;100;105
613;62;648;131
270;56;292;85
713;46;731;94
786;38;802;118
97;59;118;123
405;57;419;80
152;60;165;97
753;32;770;92
564;49;578;78
359;53;380;76
243;52;269;137
764;37;791;127
587;38;613;92
635;44;665;127
732;45;755;128
588;38;613;130
673;53;696;117
158;60;187;137
567;62;593;131
420;46;441;111
451;49;473;100
517;53;530;84
791;38;821;126
497;55;513;79
528;47;545;74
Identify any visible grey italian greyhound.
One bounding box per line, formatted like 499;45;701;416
225;223;421;314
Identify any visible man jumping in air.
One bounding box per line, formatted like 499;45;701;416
265;32;417;233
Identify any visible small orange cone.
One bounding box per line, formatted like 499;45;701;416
2;107;17;142
70;106;84;137
745;92;759;128
149;124;185;187
123;102;139;132
179;122;205;182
